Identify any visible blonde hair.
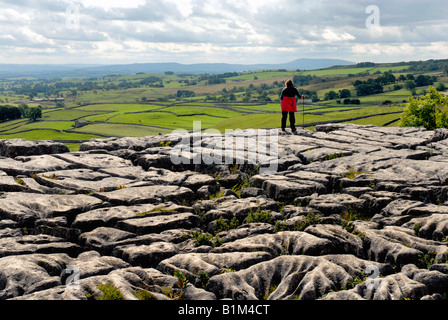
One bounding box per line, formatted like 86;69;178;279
286;79;294;88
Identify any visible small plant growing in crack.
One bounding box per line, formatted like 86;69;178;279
94;283;126;301
345;169;364;180
14;177;25;185
42;173;59;180
192;231;222;247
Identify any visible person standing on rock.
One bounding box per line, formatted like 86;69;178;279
280;79;304;133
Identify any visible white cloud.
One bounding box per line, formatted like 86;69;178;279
78;0;146;10
0;0;446;64
322;28;356;42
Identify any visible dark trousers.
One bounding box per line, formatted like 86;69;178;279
282;111;296;131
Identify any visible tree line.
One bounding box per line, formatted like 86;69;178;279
0;103;42;123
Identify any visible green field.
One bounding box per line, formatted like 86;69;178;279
73;123;172;137
0;101;406;151
0;60;446;151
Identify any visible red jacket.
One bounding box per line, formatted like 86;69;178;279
281;87;300;112
281;96;297;112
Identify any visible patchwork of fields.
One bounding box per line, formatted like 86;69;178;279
0;101;404;151
0;60;446;151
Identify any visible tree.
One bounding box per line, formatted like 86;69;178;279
324;91;339;100
404;80;416;92
376;72;396;85
18;103;29;117
355;83;383;96
436;82;446;92
27;106;43;122
415;75;435;87
385;72;396;84
400;86;448;130
339;89;351;99
0;105;22;122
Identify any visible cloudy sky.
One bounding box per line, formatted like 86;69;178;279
0;0;447;65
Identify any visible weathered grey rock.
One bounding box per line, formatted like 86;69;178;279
0;139;69;158
308;193;366;216
36;174;135;193
196;185;212;200
206;254;391;300
99;165;159;181
341;187;373;198
212;231;332;257
402;186;448;203
181;173;218;192
276;154;302;171
80;135;180;152
403;213;448;240
380;199;425;216
0;155;75;176
218;174;241;189
34;216;80;242
429;263;448;274
0;228;21;239
39;168;110;181
258;177;326;202
0;176;29;192
54;152;133;170
63;251;130;280
371;159;448;188
407;203;448;216
402;264;448;295
93;185;195;206
421;293;444;300
0;193;104;226
219;223;274;243
359;191;407;214
353;222;448;267
299;147;353;164
135;153;175;170
114;242;179;268
304;224;364;257
78;227;135;255
0;234;81;258
322;272;427;300
157;252;272;287
240;188;266;198
286;171;333;188
72;202;191;232
1;124;448;300
196;196;279;224
17;177;71;195
14;266;215;300
117;212;200;236
80;228;192;258
0;253;70;300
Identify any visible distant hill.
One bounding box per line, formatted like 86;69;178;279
255;59;355;71
81;58;355;75
0;64;103;79
0;58;354;79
